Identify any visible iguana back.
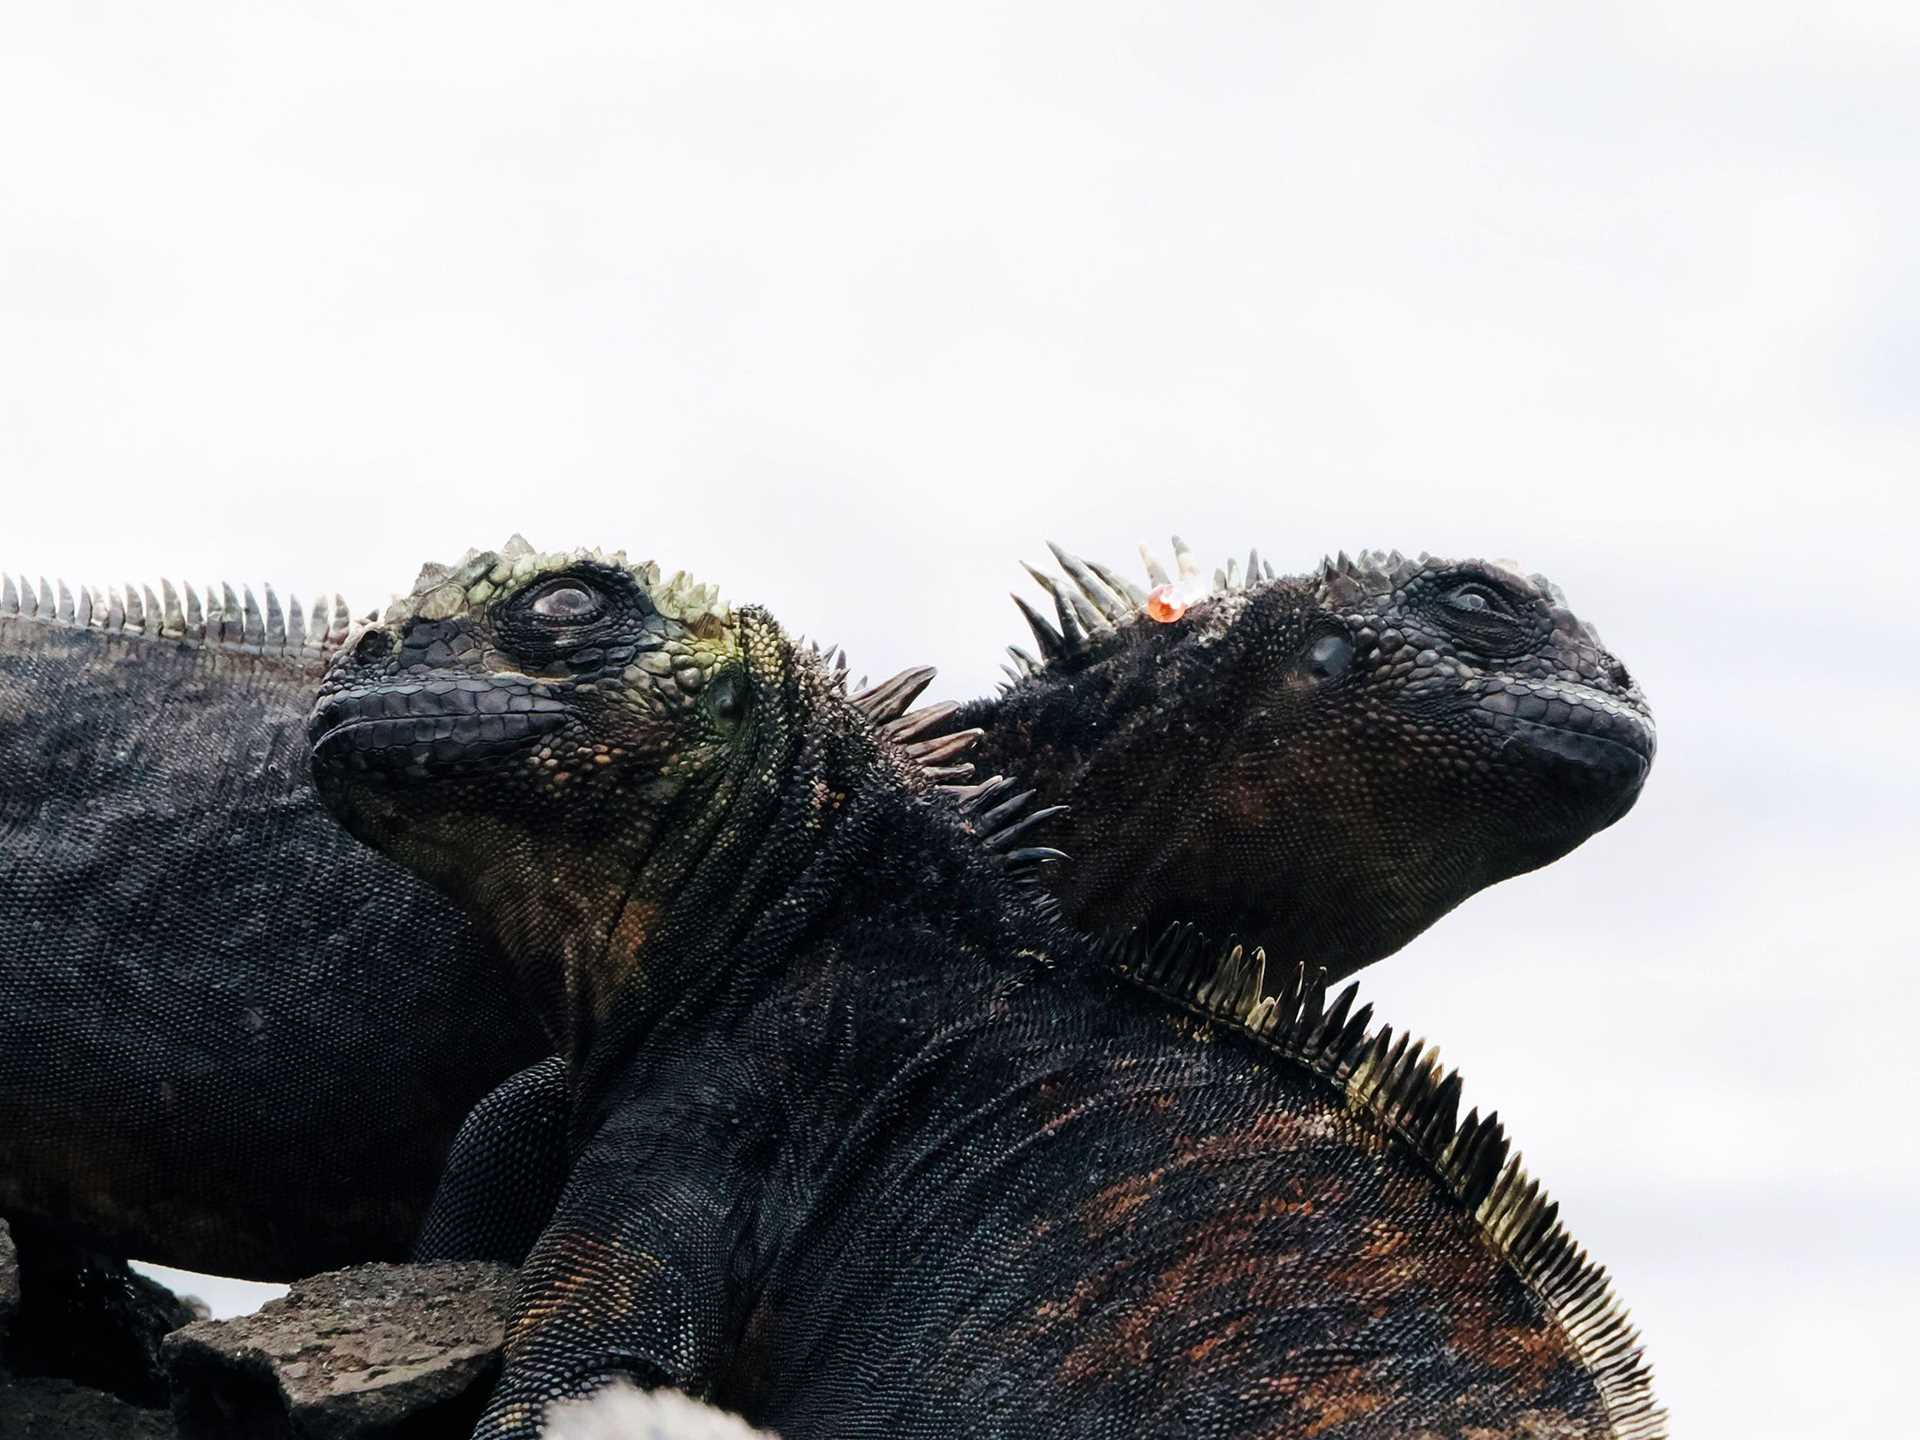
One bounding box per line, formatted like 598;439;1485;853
0;582;545;1276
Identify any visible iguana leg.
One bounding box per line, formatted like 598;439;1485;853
412;1055;570;1266
472;1096;754;1439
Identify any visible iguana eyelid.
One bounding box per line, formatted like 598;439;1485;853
527;580;602;621
1440;579;1523;623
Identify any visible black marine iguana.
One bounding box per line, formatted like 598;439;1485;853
0;537;1650;1283
965;536;1651;974
310;543;1662;1439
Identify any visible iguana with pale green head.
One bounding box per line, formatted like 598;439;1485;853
310;539;1661;1438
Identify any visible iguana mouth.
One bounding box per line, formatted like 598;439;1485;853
309;687;573;777
1474;685;1654;826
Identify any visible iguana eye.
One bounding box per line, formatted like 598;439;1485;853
1446;584;1495;613
530;582;600;620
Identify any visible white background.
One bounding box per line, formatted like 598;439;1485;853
5;6;1915;1435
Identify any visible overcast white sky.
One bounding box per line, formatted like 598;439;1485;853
4;6;1915;1435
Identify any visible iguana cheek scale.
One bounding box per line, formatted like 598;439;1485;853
309;543;1663;1439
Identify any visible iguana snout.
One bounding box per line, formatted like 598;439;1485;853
309;675;576;781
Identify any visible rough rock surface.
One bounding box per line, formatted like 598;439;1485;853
0;1216;16;1332
163;1262;513;1440
0;1371;180;1438
0;1238;756;1438
0;1213;201;1405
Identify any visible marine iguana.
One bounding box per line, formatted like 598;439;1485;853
411;536;1654;1272
964;536;1651;976
310;543;1662;1438
0;537;1650;1282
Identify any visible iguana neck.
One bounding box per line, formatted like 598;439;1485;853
517;673;1025;1110
954;615;1255;946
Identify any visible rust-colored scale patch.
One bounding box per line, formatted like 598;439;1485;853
508;1229;656;1352
969;1050;1615;1439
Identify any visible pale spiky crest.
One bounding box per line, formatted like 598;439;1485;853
1;569;354;663
1115;925;1666;1440
1006;538;1596;679
386;536;729;633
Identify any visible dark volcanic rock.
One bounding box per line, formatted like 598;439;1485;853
0;1216;181;1435
0;1217;17;1333
163;1262;512;1440
0;1214;200;1406
0;1371;179;1438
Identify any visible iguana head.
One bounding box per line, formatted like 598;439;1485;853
969;541;1655;979
307;536;804;1031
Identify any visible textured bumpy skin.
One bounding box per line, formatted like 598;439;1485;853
311;545;1662;1439
962;539;1653;977
0;538;1651;1285
0;582;545;1277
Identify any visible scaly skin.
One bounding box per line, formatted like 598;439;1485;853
414;539;1655;1271
0;588;543;1279
0;539;1651;1284
311;544;1662;1439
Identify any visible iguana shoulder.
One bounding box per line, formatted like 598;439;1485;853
311;544;1663;1439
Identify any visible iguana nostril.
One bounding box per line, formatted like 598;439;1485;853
350;627;392;663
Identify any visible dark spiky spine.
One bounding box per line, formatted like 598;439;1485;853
1114;926;1666;1440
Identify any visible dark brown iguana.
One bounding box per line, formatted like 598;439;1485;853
0;537;1650;1282
310;543;1662;1438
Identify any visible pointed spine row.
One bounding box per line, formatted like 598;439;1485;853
831;653;1069;880
1;573;356;661
1007;536;1281;675
944;774;1068;872
1114;924;1665;1440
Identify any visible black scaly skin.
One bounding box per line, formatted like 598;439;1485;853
0;563;930;1281
0;539;1653;1286
0;580;545;1278
310;546;1663;1439
416;539;1657;1275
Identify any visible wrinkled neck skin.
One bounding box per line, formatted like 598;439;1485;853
958;619;1265;948
376;754;770;1073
